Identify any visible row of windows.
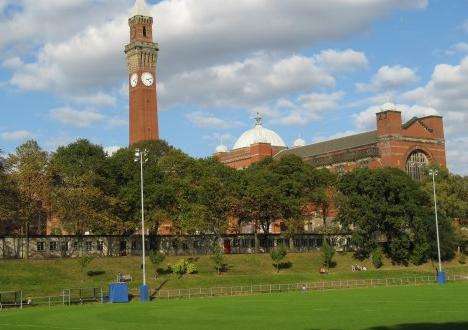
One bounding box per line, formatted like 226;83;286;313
36;241;104;252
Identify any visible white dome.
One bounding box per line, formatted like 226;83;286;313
381;102;397;111
233;124;286;149
215;144;228;153
293;138;306;148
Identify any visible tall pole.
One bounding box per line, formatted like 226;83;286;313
430;169;442;273
139;150;147;286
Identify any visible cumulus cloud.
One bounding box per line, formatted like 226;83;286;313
1;57;22;69
0;130;34;141
314;49;368;72
5;0;426;102
401;56;468;134
256;91;344;126
446;136;468;175
50;107;105;128
186;111;240;129
356;65;418;92
354;104;438;130
161;53;335;110
104;145;122;156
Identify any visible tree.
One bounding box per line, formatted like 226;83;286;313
336;167;456;264
211;244;225;275
77;255;95;282
0;150;18;228
321;238;335;269
5;141;50;257
50;139;121;234
149;250;166;277
270;245;287;273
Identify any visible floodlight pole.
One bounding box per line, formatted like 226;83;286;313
136;148;147;286
429;169;442;273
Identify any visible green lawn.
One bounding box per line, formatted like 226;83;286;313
1;252;468;296
1;283;467;329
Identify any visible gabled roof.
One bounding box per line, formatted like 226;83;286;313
275;130;378;159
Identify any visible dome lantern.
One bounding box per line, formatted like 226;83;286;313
233;113;286;150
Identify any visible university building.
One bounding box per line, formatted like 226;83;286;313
215;104;446;182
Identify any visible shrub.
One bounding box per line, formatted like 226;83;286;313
186;262;197;274
270;245;288;273
459;253;466;265
321;239;335;269
149;250;166;276
371;248;383;269
410;242;429;265
211;245;226;275
170;259;197;278
87;270;105;277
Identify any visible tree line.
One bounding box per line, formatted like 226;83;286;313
0;139;466;264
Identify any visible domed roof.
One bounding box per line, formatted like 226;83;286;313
233;114;286;150
293;137;306;148
215;144;228;153
381;102;397;111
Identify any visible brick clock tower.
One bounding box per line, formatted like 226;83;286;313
125;0;159;145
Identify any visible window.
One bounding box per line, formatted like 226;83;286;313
49;241;57;251
97;241;104;252
85;241;93;252
143;26;147;37
61;241;69;252
405;150;429;181
36;242;45;252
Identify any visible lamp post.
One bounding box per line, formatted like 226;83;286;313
135;148;149;300
429;168;444;284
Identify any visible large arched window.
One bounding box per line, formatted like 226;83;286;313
405;150;429;181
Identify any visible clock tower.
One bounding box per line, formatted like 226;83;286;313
125;0;159;145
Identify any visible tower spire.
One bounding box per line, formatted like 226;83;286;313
254;112;263;126
133;0;149;16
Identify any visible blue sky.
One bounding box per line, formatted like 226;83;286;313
0;0;467;174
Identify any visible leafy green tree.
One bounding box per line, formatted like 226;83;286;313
0;150;18;227
50;139;121;234
270;245;288;273
336;167;456;264
371;248;383;269
321;238;335;269
149;250;166;277
5;141;50;257
211;244;225;275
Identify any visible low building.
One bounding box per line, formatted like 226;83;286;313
215;103;446;181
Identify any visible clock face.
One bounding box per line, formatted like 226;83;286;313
130;73;138;88
141;72;154;87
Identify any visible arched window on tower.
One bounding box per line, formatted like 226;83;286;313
405;150;429;181
143;26;147;37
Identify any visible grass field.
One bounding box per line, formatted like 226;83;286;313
0;283;467;329
1;252;468;296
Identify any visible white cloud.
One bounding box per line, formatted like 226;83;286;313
354;104;438;130
104;145;121;156
401;56;468;134
1;57;22;69
186;111;239;129
314;49;368;72
4;0;426;103
446;42;468;56
259;91;344;126
161;53;335;109
50;107;105;128
311;130;361;143
0;130;34;141
446;136;468;175
356;65;418;92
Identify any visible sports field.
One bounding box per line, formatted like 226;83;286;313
1;283;467;330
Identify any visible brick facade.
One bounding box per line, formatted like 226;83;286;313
125;15;159;145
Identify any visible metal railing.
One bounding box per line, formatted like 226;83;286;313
1;274;467;310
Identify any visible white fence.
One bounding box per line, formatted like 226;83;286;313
2;274;468;310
